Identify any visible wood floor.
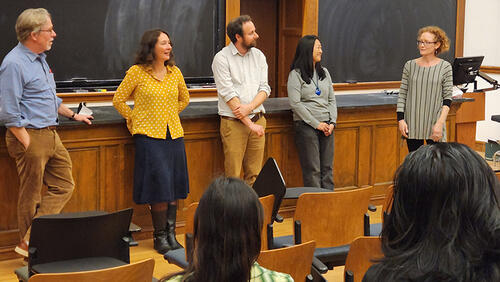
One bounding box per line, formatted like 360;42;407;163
0;207;381;281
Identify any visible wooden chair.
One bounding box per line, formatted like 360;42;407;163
369;185;394;236
344;236;382;282
28;258;155;282
272;186;374;270
259;194;275;250
258;241;317;282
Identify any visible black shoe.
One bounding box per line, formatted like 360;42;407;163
151;209;172;254
166;204;183;250
153;231;171;254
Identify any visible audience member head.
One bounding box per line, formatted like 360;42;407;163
170;177;263;282
290;35;326;84
134;29;175;67
417;25;450;55
379;142;500;281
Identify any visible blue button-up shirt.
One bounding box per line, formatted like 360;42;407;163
0;42;62;128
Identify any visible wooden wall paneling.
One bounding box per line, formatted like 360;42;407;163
0;154;19;231
455;0;465;57
62;147;100;212
278;0;303;97
101;144;125;211
284;129;304;187
455;93;485;148
264;113;291;172
225;0;240;45
240;0;278;96
373;125;399;192
301;0;318;36
333;127;359;188
182;117;225;210
183;138;223;207
357;125;373;187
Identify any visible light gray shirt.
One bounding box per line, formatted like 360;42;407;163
212;42;271;118
287;68;337;129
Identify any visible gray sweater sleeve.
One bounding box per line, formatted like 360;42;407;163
441;61;453;101
325;69;337;124
287;70;321;129
397;60;411;114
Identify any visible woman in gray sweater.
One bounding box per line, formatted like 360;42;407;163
397;26;453;152
287;35;337;190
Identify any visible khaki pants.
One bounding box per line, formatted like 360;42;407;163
6;128;74;241
220;116;266;186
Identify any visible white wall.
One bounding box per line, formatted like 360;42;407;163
463;0;500;142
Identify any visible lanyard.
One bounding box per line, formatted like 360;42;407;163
311;73;321;95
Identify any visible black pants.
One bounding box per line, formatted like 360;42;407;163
406;139;436;153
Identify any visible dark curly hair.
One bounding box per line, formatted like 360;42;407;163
134;29;175;66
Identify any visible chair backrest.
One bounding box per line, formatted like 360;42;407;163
294;186;373;247
184;202;199;262
28;258;154;282
382;185;394;222
253;158;286;222
344;236;382;282
259;194;275;250
29;209;133;268
257;240;316;282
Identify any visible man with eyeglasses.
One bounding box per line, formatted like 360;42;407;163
0;8;93;258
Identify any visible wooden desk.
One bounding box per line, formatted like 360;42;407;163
455;92;485;148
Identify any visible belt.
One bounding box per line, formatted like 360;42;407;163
27;126;57;130
221;112;264;123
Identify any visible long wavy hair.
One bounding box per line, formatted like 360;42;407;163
134;29;175;67
290;35;326;84
375;142;500;281
163;177;263;282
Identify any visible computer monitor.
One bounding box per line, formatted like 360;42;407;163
452;56;484;85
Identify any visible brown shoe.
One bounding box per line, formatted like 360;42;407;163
15;240;28;258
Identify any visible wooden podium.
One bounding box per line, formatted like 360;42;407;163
455;92;485;149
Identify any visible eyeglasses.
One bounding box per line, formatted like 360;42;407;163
39;27;55;33
416;40;436;46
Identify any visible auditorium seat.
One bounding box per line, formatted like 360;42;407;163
271;186;374;271
344;236;382;282
15;209;133;281
27;258;155;282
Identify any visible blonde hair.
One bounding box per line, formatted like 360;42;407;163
15;8;51;42
417;26;450;55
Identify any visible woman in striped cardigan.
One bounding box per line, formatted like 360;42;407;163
397;26;453;152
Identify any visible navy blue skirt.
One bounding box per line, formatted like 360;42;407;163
133;131;189;204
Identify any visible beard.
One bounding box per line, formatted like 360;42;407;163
242;39;257;50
